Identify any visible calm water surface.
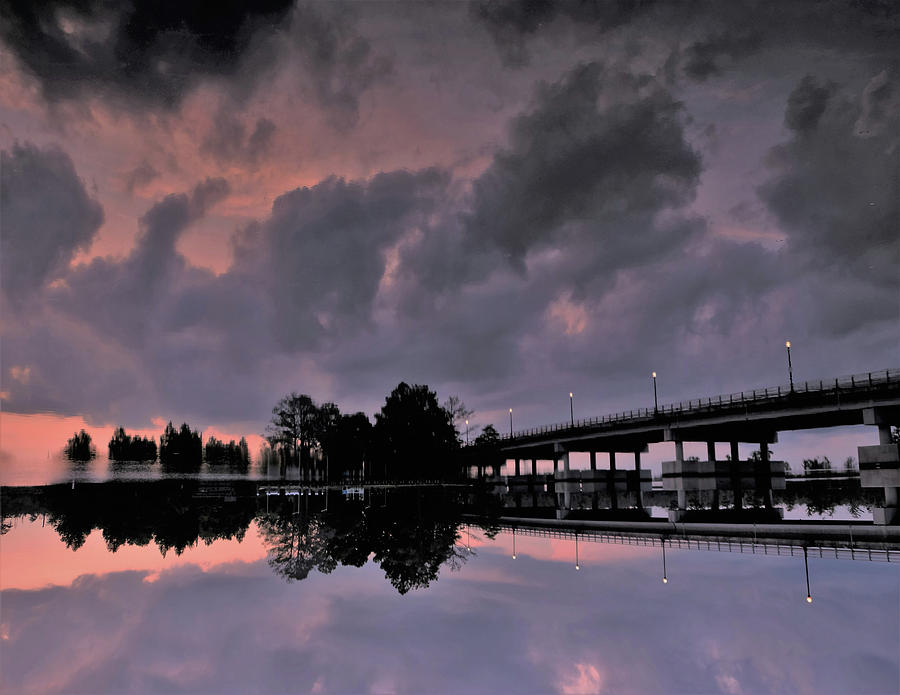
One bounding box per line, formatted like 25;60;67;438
1;469;898;695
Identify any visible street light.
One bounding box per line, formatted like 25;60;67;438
786;341;794;392
465;419;469;446
569;392;574;427
652;372;659;415
512;527;517;559
509;408;513;438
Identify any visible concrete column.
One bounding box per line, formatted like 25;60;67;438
531;458;537;476
562;452;570;474
730;441;742;510
590;451;597;472
760;441;773;508
708;442;719;510
674;440;686;510
634;450;644;510
879;424;893;445
885;487;899;507
609;452;618;510
515;458;521;476
553;457;559;474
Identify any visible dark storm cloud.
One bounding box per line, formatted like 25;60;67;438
473;0;900;79
681;30;762;81
759;71;899;284
243;167;449;350
0;142;103;302
393;61;703;307
0;0;294;108
0;0;391;129
471;0;657;66
784;75;834;132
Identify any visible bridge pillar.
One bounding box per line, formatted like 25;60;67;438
634;449;644;510
590;451;597;472
553;457;559;474
609;452;618;510
674;442;687;511
515;458;521;476
760;442;774;508
562;452;570;474
707;442;720;510
531;458;537;476
730;441;743;510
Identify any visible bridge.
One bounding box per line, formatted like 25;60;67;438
493;368;900;524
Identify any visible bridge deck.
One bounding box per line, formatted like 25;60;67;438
499;368;900;453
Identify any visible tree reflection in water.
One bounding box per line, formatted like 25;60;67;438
257;488;483;594
1;482;502;595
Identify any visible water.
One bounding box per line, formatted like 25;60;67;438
1;475;898;694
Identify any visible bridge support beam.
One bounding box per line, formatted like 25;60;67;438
634;450;644;510
760;442;774;509
730;441;743;511
590;451;596;472
515;458;520;476
608;452;618;510
708;442;720;510
531;459;537;476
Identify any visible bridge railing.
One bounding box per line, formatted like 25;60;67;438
498;368;897;441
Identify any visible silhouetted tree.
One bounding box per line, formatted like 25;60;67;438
473;424;500;448
159;422;202;470
267;393;320;463
442;395;474;441
65;430;95;461
108;427;157;461
205;436;250;469
374;382;459;480
321;412;372;479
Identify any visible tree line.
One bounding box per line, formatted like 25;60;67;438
63;380;503;479
263;382;501;481
64;423;250;471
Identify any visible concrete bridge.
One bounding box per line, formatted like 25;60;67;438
496;368;900;524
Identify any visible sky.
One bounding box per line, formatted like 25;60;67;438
1;1;898;458
2;520;898;694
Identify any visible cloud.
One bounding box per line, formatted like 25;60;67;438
123;159;160;193
681;31;762;81
201;112;277;165
784;75;834;133
0;0;295;108
0;0;392;130
759;71;899;292
0;142;103;302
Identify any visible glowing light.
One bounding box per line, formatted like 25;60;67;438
786;341;791;348
652;372;656;378
806;595;812;603
662;577;668;584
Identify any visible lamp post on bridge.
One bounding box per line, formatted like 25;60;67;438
569;392;574;427
465;419;469;446
652;372;659;415
509;408;513;438
786;341;794;392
